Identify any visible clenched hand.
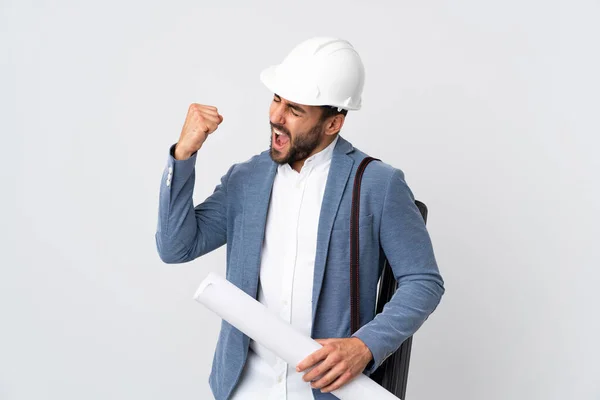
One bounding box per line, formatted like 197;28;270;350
174;103;223;160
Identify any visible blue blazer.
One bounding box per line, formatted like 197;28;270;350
156;136;444;400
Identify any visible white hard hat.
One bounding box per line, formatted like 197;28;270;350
260;37;365;111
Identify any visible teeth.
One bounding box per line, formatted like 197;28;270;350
274;128;283;136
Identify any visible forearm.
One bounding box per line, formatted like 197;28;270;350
352;273;444;374
155;144;202;263
156;143;231;263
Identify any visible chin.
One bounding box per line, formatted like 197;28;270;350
269;147;287;164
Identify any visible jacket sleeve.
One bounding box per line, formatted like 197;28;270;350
155;144;232;263
352;168;445;374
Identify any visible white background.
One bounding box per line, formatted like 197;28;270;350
2;1;599;399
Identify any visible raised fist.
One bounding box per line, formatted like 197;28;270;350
174;103;223;160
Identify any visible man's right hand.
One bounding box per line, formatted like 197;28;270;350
174;103;224;160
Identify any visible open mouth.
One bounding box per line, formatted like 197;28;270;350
272;127;290;150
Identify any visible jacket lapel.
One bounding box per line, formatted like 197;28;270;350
241;154;277;299
311;136;354;327
239;137;354;318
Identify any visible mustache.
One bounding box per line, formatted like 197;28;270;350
270;122;291;137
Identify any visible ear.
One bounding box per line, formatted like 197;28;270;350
324;114;345;136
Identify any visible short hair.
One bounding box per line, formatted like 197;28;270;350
320;105;348;122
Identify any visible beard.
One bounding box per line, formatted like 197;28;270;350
269;121;326;165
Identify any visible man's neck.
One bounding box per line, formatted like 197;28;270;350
290;135;338;172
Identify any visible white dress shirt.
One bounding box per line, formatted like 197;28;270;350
230;135;339;400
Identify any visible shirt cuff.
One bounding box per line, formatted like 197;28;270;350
168;143;198;183
352;329;390;376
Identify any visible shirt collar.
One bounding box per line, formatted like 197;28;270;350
305;134;338;168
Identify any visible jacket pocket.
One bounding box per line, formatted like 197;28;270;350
331;213;373;232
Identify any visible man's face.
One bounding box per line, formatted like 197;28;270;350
269;94;327;165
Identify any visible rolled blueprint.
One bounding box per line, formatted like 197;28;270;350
194;272;399;400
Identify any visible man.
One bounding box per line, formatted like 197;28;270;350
156;37;444;400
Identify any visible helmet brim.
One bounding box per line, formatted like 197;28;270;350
260;64;361;111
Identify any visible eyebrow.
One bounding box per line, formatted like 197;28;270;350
275;94;307;114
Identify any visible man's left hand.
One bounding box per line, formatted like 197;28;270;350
296;337;373;393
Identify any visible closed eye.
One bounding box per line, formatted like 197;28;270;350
273;93;305;117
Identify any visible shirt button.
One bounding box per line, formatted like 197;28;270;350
168;166;173;173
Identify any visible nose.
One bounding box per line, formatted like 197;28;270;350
270;101;285;125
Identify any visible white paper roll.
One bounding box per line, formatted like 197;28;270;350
193;272;399;400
